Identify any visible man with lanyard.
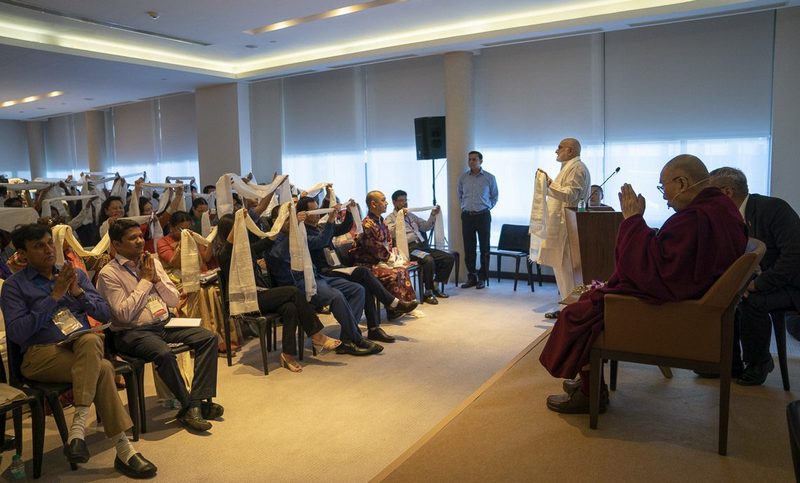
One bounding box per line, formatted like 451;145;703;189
385;189;454;305
1;223;157;478
97;219;223;433
457;150;498;289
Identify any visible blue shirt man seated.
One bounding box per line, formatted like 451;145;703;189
267;207;382;356
0;223;156;478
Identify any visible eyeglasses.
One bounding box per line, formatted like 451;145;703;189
657;176;682;194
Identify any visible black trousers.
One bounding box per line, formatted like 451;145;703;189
461;211;491;280
327;266;394;329
258;286;324;356
114;324;218;408
734;288;795;366
408;241;455;290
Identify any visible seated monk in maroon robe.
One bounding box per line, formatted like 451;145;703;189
350;191;417;302
542;154;748;414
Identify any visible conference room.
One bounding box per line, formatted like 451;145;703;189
0;1;799;480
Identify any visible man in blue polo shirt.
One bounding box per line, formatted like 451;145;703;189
1;223;156;479
457;150;499;289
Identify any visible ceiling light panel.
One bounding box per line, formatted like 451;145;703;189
245;0;410;35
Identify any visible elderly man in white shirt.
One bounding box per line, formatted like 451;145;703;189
536;138;590;317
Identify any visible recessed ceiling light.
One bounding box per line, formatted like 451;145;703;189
0;90;63;109
245;0;408;35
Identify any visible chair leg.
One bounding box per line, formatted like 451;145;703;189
610;360;618;391
513;257;520;291
527;259;534;293
223;314;233;367
772;312;790;391
297;325;304;361
536;263;543;286
258;323;269;375
454;253;460;287
135;365;147;434
30;399;44;479
123;371;141;441
496;255;501;283
590;350;602;429
12;406;22;455
719;368;731;456
45;393;78;471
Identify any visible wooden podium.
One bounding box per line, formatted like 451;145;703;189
564;207;623;288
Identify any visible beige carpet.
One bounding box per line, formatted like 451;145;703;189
1;279;561;481
376;330;799;483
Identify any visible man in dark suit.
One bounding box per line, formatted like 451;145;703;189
709;167;800;386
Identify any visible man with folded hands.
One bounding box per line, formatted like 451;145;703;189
1;223;157;478
97;219;223;433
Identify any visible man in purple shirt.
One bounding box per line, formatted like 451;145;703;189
97;219;223;433
1;223;156;478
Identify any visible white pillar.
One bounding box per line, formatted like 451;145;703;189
195;83;252;187
444;51;475;282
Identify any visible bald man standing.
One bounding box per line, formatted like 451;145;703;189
537;138;590;315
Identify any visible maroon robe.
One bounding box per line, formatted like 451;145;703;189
350;212;417;301
540;187;748;379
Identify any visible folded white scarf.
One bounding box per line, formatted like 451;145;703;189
179;228;216;294
40;195;96;218
51;224;111;267
0;207;38;232
0;182;52;191
394;206;444;260
110;176;127;199
215;173;288;217
292;207;333;301
529;170;549;262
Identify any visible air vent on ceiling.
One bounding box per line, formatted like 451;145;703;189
328;54;418;70
250;70;319;83
482;28;604;48
0;0;212;46
628;2;786;28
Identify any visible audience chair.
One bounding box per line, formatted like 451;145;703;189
787;400;800;481
5;337;78;472
488;224;542;292
217;275;285;374
105;331;191;434
0;352;45;479
588;238;766;456
422;229;460;291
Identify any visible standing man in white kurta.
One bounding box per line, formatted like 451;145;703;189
536;138;590;312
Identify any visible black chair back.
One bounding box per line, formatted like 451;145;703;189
787;400;800;481
334;240;355;267
497;224;530;253
5;336;26;389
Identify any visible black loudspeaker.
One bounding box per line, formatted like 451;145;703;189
415;117;446;160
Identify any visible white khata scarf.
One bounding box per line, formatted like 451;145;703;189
51;224;111;267
179;227;218;294
215;173;288;217
98;214;163;244
0;207;38;232
529;170;549;262
394;206;445;260
40;195;95;218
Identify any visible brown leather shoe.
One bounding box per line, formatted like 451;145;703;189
546;389;607;414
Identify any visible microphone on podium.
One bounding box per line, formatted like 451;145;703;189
598;167;621;190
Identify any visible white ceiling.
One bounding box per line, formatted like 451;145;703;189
0;0;795;120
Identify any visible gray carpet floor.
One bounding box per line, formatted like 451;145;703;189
378;322;800;483
2;278;558;481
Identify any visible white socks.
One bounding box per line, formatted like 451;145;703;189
113;432;137;464
68;406;90;442
390;298;399;308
